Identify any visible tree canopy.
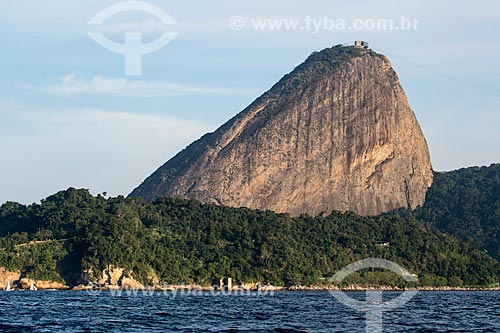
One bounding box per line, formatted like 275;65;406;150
1;187;499;288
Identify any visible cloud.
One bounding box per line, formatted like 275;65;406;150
31;74;253;97
0;101;215;204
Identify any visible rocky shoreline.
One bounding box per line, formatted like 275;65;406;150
3;267;500;292
7;283;500;292
74;285;500;292
5;283;500;292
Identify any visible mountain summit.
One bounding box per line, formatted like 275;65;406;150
130;45;433;216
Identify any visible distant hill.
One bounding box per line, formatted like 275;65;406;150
1;188;498;288
416;164;500;259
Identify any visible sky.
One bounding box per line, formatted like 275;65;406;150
1;0;499;204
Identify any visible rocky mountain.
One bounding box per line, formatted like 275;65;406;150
130;45;433;216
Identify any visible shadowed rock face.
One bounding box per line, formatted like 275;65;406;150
130;45;433;216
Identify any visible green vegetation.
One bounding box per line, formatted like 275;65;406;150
416;164;500;259
1;241;67;283
1;188;499;287
274;45;370;93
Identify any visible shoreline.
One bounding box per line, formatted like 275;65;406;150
5;286;500;292
60;284;500;292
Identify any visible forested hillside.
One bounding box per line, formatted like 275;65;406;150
416;164;500;259
1;188;498;288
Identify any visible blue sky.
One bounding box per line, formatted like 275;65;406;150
1;0;499;204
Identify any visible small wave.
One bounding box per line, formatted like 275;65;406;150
154;311;176;317
273;328;311;333
0;324;37;332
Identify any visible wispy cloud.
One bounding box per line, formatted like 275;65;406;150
0;100;215;204
27;74;254;97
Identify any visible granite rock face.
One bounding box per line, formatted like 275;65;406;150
130;45;433;216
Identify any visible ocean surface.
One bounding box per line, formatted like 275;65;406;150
1;290;499;332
